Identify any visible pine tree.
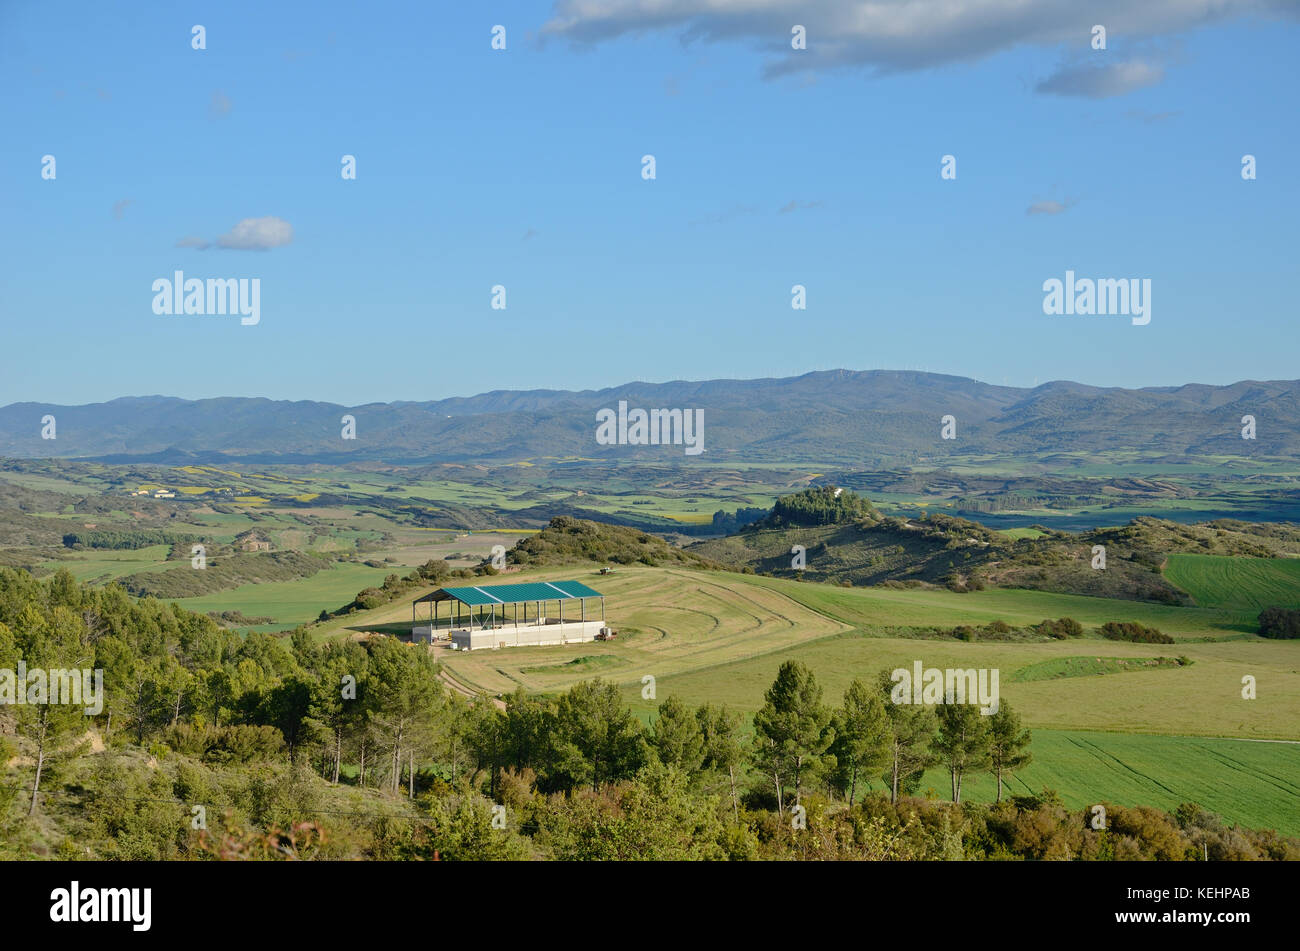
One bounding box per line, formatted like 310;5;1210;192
696;702;744;821
933;695;992;803
830;678;890;806
651;695;705;773
876;669;935;803
752;661;834;816
987;701;1032;802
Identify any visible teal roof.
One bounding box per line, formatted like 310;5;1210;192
416;580;604;607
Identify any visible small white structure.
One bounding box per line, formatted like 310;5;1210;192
412;580;608;651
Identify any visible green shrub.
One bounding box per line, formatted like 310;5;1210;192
1258;606;1300;639
1099;621;1173;644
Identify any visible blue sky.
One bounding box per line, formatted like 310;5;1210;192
2;0;1297;406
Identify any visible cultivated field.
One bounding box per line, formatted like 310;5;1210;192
323;563;1300;831
317;564;1300;743
7;459;1299;836
1164;553;1300;612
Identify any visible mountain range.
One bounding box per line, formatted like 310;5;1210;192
3;370;1297;464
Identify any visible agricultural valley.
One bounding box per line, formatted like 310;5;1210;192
1;377;1298;860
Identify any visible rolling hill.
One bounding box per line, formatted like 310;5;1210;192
4;370;1300;464
689;488;1300;608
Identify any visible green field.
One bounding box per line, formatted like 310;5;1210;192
366;565;1300;742
733;574;1246;639
1165;553;1300;612
417;564;1300;833
167;562;393;631
906;730;1300;836
39;544;175;583
7;457;1300;837
1009;656;1187;682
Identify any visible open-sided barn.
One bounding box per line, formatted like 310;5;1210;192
411;580;608;651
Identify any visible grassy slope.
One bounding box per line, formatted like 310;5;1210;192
361;563;1294;743
38;544;175;583
1164;553;1300;612
732;573;1246;637
290;558;1300;832
907;731;1300;835
168;562;392;631
347;564;1300;741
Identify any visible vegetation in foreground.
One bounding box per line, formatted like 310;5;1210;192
1;567;1296;861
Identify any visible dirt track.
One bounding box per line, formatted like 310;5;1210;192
433;643;506;710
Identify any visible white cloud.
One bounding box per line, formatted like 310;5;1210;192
1036;59;1165;98
215;217;294;251
541;0;1293;86
175;236;211;250
1026;199;1076;216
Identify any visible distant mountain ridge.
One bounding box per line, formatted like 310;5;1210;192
2;370;1298;464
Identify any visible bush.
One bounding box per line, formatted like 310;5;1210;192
1099;621;1173;644
1034;617;1083;639
1258;606;1300;639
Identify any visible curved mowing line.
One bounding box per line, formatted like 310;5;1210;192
705;581;805;627
652;569;828;637
691;587;765;634
1188;744;1300;798
630;603;722;642
1066;736;1185;800
658;567;851;634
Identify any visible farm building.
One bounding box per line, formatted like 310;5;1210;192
235;530;271;552
411;580;608;651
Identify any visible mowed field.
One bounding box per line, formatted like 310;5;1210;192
322;564;1300;740
317;565;852;691
435;567;851;695
730;574;1254;639
615;626;1300;739
314;563;1300;832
